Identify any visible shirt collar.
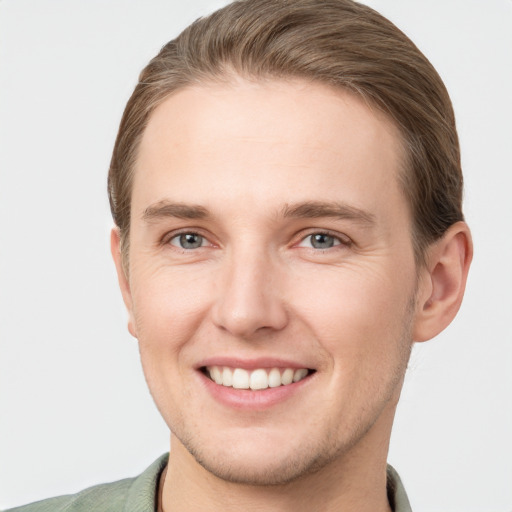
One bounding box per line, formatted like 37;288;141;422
387;464;413;512
126;454;412;512
124;453;168;512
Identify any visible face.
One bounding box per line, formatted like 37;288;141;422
117;79;423;485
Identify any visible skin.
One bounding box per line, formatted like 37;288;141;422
112;78;472;512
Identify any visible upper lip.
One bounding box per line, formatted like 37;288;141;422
196;357;315;371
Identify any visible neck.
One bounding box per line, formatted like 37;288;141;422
159;409;395;512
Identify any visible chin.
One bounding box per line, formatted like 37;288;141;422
175;426;352;487
190;446;330;486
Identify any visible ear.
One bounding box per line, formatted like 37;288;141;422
413;221;473;342
111;227;138;338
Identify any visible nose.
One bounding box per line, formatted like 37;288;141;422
211;250;289;339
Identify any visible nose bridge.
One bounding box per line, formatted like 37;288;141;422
212;240;288;337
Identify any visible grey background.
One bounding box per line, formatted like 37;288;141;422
1;0;511;510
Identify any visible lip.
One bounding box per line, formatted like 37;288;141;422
195;357;316;410
196;356;313;371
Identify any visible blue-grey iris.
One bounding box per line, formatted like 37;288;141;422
310;233;335;249
180;233;203;249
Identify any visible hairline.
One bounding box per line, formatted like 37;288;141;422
119;73;427;275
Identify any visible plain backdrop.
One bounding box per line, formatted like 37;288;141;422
1;1;511;510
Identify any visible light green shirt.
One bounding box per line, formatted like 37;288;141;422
5;455;412;512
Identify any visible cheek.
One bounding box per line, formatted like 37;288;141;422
288;263;415;362
129;262;215;353
129;266;216;424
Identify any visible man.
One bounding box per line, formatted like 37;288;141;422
6;0;472;510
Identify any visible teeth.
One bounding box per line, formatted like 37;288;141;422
250;369;268;390
268;368;281;388
281;368;294;385
222;367;233;387
206;366;310;390
211;366;222;385
293;368;308;382
232;368;249;389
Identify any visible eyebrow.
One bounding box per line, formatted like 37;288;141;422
141;199;376;226
142;201;210;221
281;201;376;226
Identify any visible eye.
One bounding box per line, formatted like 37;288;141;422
298;232;345;249
169;232;207;250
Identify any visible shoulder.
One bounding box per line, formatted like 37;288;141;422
4;454;169;512
386;464;413;512
4;478;134;512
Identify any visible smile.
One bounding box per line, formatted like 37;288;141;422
204;366;312;390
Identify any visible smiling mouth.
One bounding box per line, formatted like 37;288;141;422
202;366;314;390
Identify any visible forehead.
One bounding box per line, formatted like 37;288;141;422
133;78;407;223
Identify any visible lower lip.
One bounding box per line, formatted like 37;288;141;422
198;371;313;410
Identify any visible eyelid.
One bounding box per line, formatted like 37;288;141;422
295;229;352;248
160;227;351;249
170;234;207;249
161;228;215;247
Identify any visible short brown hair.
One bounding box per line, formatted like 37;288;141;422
108;0;463;266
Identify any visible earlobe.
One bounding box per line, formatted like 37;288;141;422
110;228;138;339
413;221;473;342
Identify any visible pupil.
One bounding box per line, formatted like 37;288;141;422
312;233;334;249
180;233;202;249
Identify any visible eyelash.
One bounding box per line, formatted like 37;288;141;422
163;230;351;251
296;231;352;250
164;230;211;250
